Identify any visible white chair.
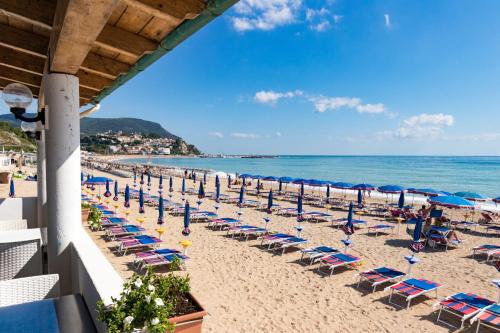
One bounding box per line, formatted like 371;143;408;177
0;228;42;280
0;219;28;231
0;274;60;307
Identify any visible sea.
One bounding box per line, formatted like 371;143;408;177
120;156;500;198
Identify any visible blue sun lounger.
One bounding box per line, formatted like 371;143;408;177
300;246;339;265
357;266;405;292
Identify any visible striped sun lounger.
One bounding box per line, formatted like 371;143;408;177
191;211;218;222
303;212;332;222
239;227;268;240
436;292;495;329
101;217;128;227
273;237;308;255
318;253;361;276
472;245;500;262
367;224;395;236
141;253;189;271
300;246;339;265
209;217;240;230
227;225;259;237
117;235;162;255
357;267;405;292
472;303;500;333
259;233;294;249
385;278;442;309
106;224;145;239
133;248;182;266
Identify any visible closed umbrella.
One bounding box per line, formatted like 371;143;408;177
139;187;145;214
113;181;119;201
278;179;283;194
198;181;205;199
300;182;304;196
407;216;424;276
193;173;196;183
140;172;144;185
147;173;151;188
169;177;173;193
357;189;362;206
326;184;330;203
133;172;137;187
203;172;207;185
81;172;84;185
104;179;112;197
238;185;245;207
159;175;163;192
124;185;130;208
297;195;303;221
215;175;220;187
215;181;220;202
8;179;14;198
182;202;191;236
157;195;164;224
267;190;273;214
181;178;186;194
228;175;232;189
256;179;261;195
341;203;355;252
398;191;405;209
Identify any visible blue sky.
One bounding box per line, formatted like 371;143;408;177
94;1;500;155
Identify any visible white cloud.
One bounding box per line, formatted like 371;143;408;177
231;132;260;139
379;113;455;140
231;0;302;32
384;14;391;28
457;133;500;142
333;15;343;24
254;90;303;105
310;20;331;32
208;131;224;138
305;7;341;32
308;95;387;114
276;131;282;137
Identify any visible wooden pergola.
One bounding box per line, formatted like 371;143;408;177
0;0;237;106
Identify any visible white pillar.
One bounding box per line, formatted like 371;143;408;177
36;123;47;229
44;73;81;294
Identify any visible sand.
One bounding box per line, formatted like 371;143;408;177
3;163;500;333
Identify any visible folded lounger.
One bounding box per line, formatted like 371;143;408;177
273;237;308;255
471;303;500;333
385;278;442;309
472;245;500;262
357;267;405;292
133;248;182;266
317;253;361;276
117;235;162;255
451;220;479;231
436;292;494;329
240;200;260;207
300;246;339;265
486;226;500;236
140;253;189;271
367;224;395;236
259;233;294;249
106;224;145;239
209;217;240;230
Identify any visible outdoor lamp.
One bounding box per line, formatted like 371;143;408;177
20;121;41;140
2;83;45;125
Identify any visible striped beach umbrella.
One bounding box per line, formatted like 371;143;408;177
139;187;145;214
124;185;130;208
113;181;119;201
8;179;14;198
182;202;191;236
267;190;274;214
198;181;205;199
158;195;164;224
104;179;112;197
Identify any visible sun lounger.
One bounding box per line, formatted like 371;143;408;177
300;246;338;265
452;220;479;231
317;253;362;276
117;235;162;255
385;278;442;309
259;233;294;249
208;217;240;230
436;292;495;329
273;237;308;255
277;208;301;216
357;267;405;292
486;226;500;236
133;248;182;266
226;225;259;237
190;211;218;222
140;253;189;271
367;224;395;236
106;224;145;239
303;212;332;222
101;217;128;227
239;227;268;240
426;226;463;250
331;218;366;229
472;245;500;262
471;303;500;332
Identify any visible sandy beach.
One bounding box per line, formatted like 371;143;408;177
3;161;500;333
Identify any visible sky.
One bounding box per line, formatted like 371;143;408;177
44;1;500;155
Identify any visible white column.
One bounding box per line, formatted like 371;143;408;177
36;124;47;228
44;73;81;294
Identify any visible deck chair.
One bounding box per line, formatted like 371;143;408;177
208;217;240;230
117;235;162;255
239;227;268;240
367;224;395;236
300;246;338;265
357;267;405;292
259;233;294;249
106;224;144;240
317;253;361;276
426;226;463;251
436;292;494;329
226;225;259;238
384;278;442;309
133;248;182;266
303;212;332;222
472;245;500;262
140;253;189;271
273;237;307;255
101;217;128;227
471;304;500;333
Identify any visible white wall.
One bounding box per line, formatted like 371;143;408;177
0;197;38;228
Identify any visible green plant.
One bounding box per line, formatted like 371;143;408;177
97;268;191;333
88;206;102;230
81;201;91;209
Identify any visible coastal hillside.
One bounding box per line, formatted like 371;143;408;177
0;121;36;152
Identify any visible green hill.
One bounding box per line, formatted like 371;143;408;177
0;121;36;152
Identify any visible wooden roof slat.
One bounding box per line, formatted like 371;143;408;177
0;45;45;75
0;23;48;57
81;53;130;80
95;24;157;58
78;69;114;92
121;0;205;21
115;6;153;34
0;64;42;88
0;77;40;97
0;0;55;28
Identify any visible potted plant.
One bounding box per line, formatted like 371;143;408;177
97;267;207;333
88;206;103;231
82;201;91;223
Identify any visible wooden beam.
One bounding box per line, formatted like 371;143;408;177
48;0;119;74
0;64;42;88
81;52;130;79
78;69;114;91
94;24;157;58
0;23;48;57
120;0;205;20
0;0;55;28
0;45;45;75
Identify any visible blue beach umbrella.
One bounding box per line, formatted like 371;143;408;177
357;189;363;206
133;171;136;185
228;175;232;188
193;173;196;183
297;195;303;214
158;195;164;224
124;185;130;208
113;181;119;201
267;190;274;213
203;172;207;185
238;185;245;207
215;175;220;187
326;184;330;203
279;176;295;183
263;176;278;181
215;181;221;202
239;173;252;179
169;177;173;192
139;187;145;214
140;173;144;185
454;191;487;202
198;181;205;199
104;179;112;197
378;185;405;194
342;203;355;236
182;202;191;236
409;216;424;254
8;179;14;198
159;175;163;191
352;183;375;191
398;191;405;209
87;174;91;182
429;195;475;209
412;188;441;197
181;178;186;194
85;176;112;185
332;182;354;189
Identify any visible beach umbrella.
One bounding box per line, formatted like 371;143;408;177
279;176;295;183
300;182;304;196
182;202;191;236
357;189;362;206
140;173;144;185
157;195;164;224
256;179;261;195
87;174;91;182
410;217;424;252
297;195;303;222
103;179;112;197
278;179;283;193
193;173;196;183
203;172;207;185
378;185;405;194
429;195;475;209
215;175;220;187
147;173;151;188
198;181;205;199
139;187;145;214
332;182;354;189
263;176;278;181
440;191;453;196
124;185;130;208
228;175;232;189
85;176;111;185
169;177;173;192
411;188;441;197
215;181;220;202
238;185;245;207
343;203;355;236
239;174;252;179
352;183;375;191
159;175;163;191
398;191;405;209
326;184;330;203
267;190;273;214
113;181;119;201
8;179;14;198
454;191;487;202
181;178;186;194
494;197;500;203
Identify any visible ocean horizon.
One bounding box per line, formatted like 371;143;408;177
120;155;500;198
